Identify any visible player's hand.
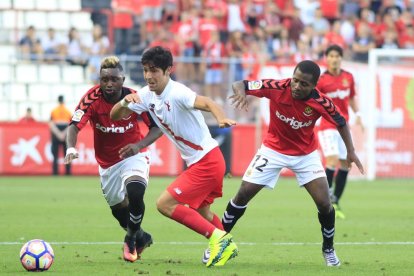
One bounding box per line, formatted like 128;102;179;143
219;118;237;128
122;93;142;105
229;81;248;111
347;151;365;174
119;143;141;159
355;116;364;132
64;148;78;164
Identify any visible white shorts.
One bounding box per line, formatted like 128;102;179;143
242;145;326;187
99;152;150;206
318;129;347;160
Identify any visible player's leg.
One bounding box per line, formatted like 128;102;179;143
318;129;340;192
331;137;349;218
110;198;129;230
222;145;281;233
293;150;340;266
124;176;151;259
51;135;59;175
221;181;263;233
304;177;340;266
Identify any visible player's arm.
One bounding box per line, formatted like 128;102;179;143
110;94;141;121
194;95;236;128
64;124;80;164
48;121;65;141
118;126;163;159
337;124;364;174
349;97;364;131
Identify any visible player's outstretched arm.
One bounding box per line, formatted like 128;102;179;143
119;127;163;159
194;95;236;128
64;124;80;164
229;80;248;111
110;94;141;121
337;124;365;174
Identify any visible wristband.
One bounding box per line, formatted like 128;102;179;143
120;98;129;107
66;147;77;156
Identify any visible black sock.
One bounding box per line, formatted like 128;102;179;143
334;169;349;203
325;168;335;189
222;199;247;233
111;207;129;229
318;208;335;250
126;180;146;238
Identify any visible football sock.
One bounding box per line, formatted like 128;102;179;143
222;199;247;233
318;208;336;250
171;204;216;238
210;214;224;230
126;180;146;238
325;168;335;189
111;207;129;230
334;169;349;203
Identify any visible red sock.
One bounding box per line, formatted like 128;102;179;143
210;214;224;230
171;204;216;238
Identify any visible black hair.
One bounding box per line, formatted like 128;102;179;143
58;95;64;103
294;60;321;85
325;44;343;57
141;46;173;72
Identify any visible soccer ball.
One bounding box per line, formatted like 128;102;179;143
19;239;54;272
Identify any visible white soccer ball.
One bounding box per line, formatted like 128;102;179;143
20;239;54;271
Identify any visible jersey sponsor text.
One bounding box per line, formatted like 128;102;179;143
276;110;312;129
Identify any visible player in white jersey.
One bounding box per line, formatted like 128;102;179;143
110;46;238;267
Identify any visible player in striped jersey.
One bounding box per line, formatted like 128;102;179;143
64;56;163;262
222;60;364;267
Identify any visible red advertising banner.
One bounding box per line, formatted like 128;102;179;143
0;122;183;176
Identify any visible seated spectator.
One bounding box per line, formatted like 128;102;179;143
84;24;110;84
64;27;89;67
271;27;296;62
19;107;36;123
41;28;66;62
323;20;346;50
399;24;414;49
18;26;43;61
352;22;376;62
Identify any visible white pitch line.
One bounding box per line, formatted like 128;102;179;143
1;241;414;246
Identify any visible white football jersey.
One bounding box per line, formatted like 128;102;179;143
129;79;218;166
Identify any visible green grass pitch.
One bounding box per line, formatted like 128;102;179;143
1;176;413;275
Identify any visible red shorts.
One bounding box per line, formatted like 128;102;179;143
167;147;225;209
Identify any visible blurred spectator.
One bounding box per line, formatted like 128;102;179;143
340;16;356;47
112;0;135;55
85;24;110;84
49;95;72;176
399;24;414;49
294;0;320;26
320;0;340;23
352;22;376;62
64;27;89;67
141;0;163;43
18;107;36;123
226;0;245;33
18;26;43;60
271;27;296;62
381;30;399;52
312;8;330;36
324;20;347;50
226;31;247;82
41;28;66;62
341;0;360;19
201;30;226;104
300;25;324;59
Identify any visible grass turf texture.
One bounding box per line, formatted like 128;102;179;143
1;176;413;275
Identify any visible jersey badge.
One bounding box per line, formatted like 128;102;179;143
303;106;313;117
342;78;349;87
248;80;263;90
72;109;84;122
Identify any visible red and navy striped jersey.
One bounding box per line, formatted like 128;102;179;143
244;78;345;155
70;85;155;168
317;69;356;130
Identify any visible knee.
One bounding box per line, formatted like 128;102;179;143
156;197;169;216
126;180;146;200
318;201;332;215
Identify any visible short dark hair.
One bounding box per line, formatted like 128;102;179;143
325;44;343;57
141;46;173;72
294;60;321;85
58;95;64;103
